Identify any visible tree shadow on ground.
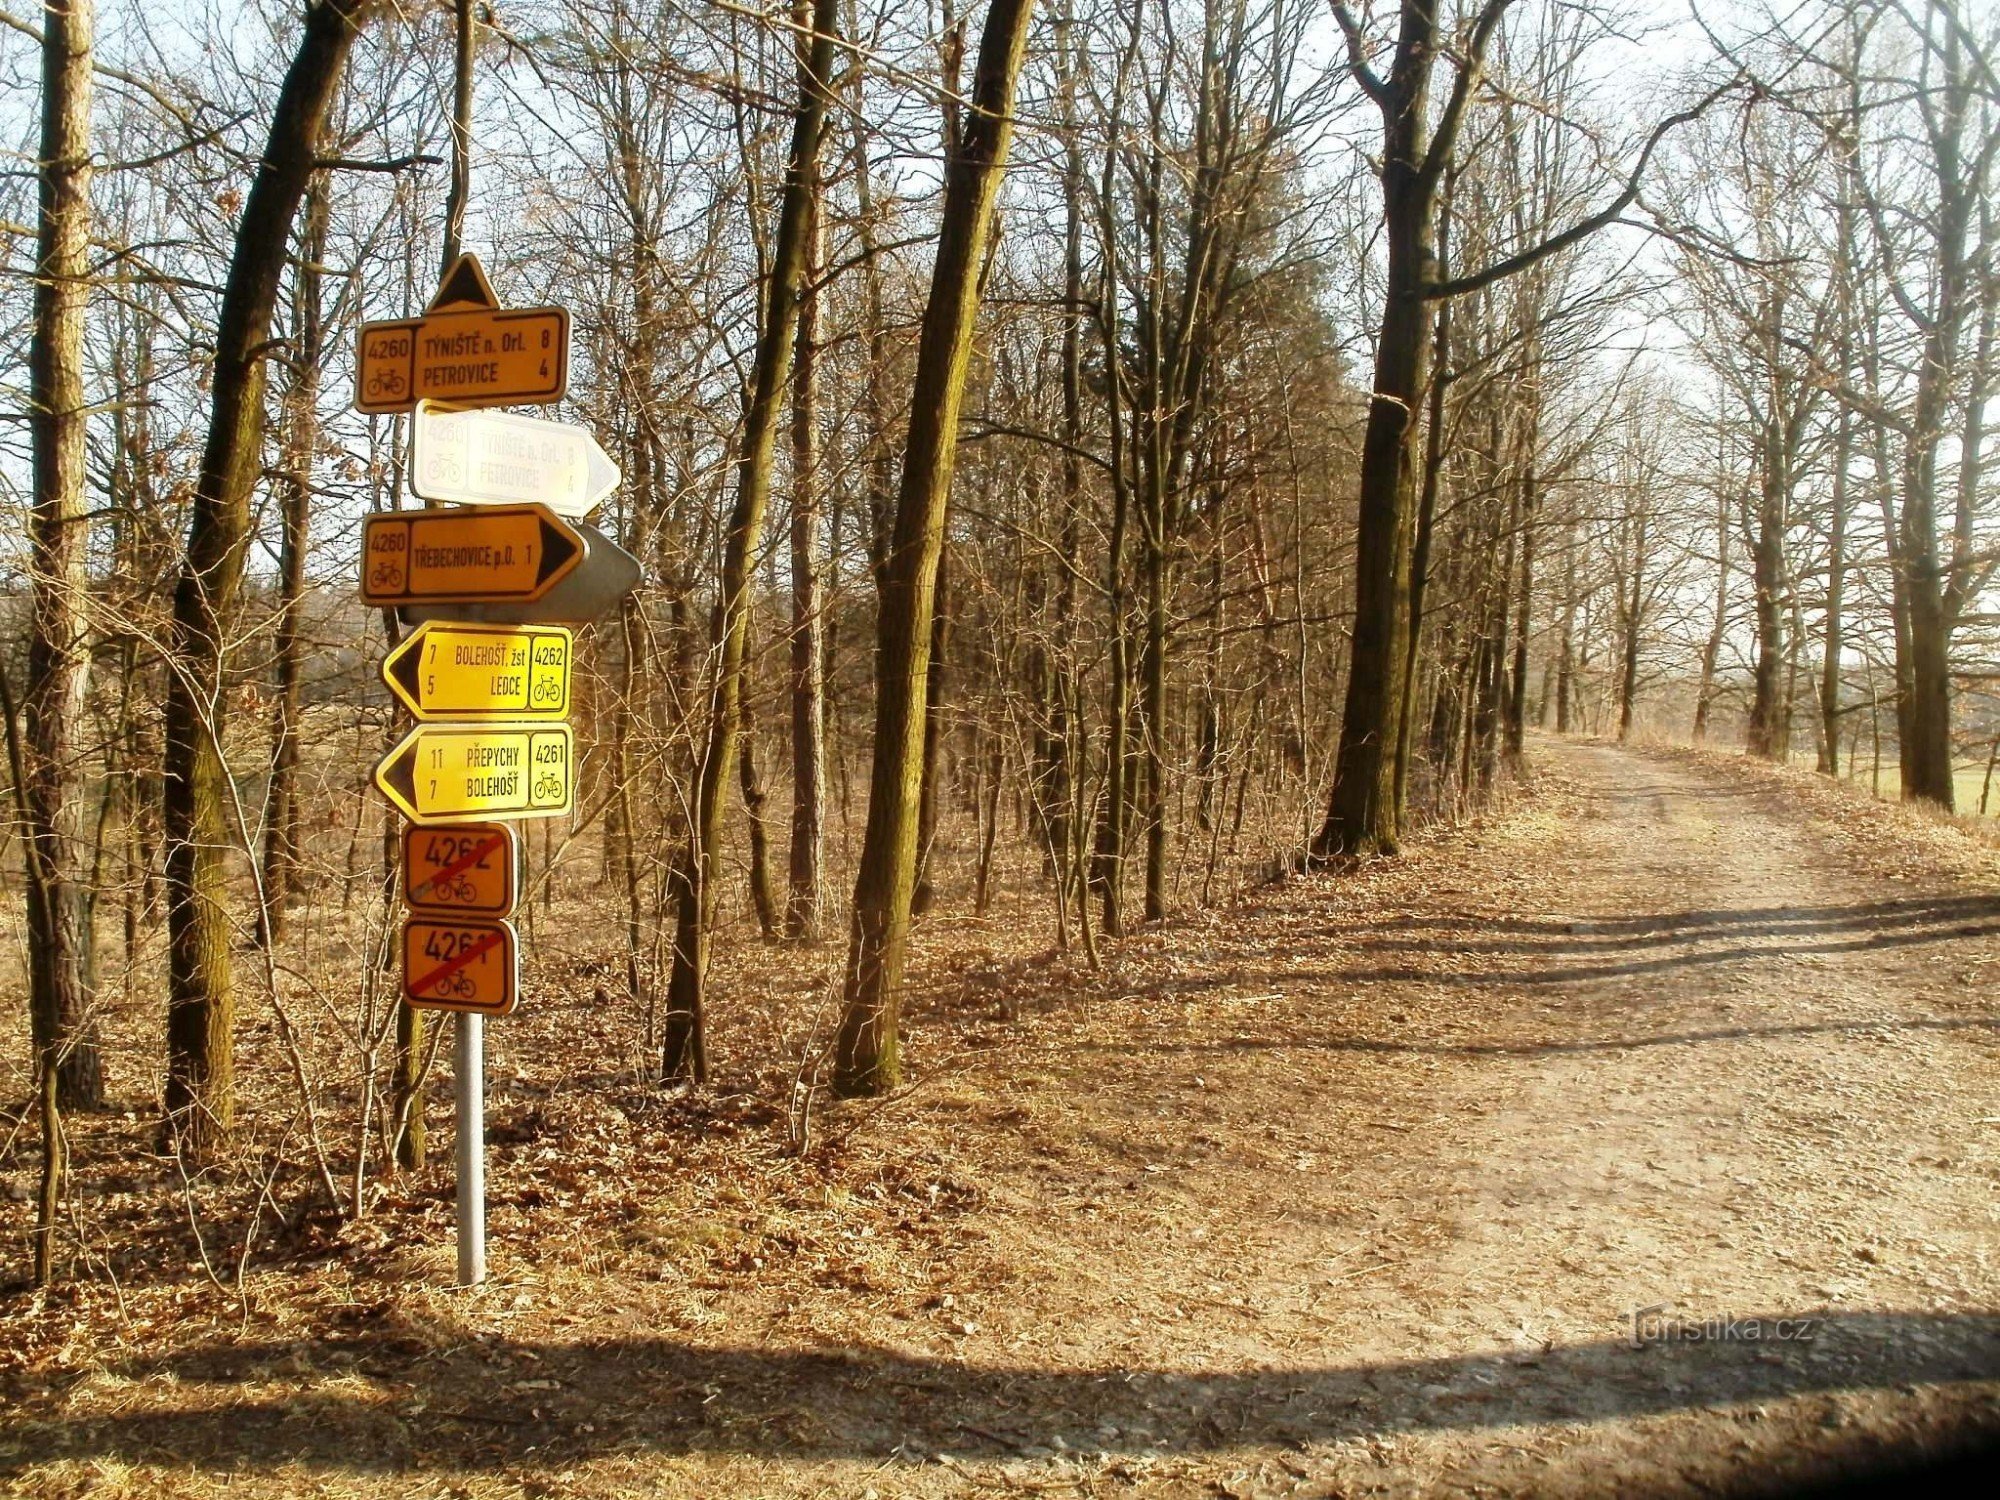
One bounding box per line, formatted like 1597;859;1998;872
1335;895;2000;943
7;1309;1997;1476
1307;895;2000;989
1065;1013;2000;1062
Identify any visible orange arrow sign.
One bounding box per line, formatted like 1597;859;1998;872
360;503;583;608
354;253;568;415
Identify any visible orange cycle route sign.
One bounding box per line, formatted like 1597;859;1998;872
404;917;519;1015
375;721;574;825
383;621;572;721
361;502;583;608
355;253;568;415
402;822;519;918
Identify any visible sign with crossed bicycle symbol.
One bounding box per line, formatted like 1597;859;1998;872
404;917;518;1016
403;823;518;918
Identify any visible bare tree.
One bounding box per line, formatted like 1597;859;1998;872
834;0;1037;1095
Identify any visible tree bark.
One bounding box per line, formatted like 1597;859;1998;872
163;0;375;1155
834;0;1036;1096
1618;513;1647;742
911;545;951;915
739;664;780;940
1314;1;1462;858
786;186;825;940
1692;471;1729;743
1506;453;1538;762
1745;412;1790;760
261;175;328;943
25;0;103;1113
662;0;842;1080
1818;404;1849;774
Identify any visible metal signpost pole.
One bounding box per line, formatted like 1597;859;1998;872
446;0;484;1291
457;1010;485;1285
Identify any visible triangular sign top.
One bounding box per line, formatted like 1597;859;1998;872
428;252;499;312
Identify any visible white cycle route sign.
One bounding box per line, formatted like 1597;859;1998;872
410;399;621;518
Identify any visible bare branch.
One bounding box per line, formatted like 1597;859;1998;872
1425;76;1746;300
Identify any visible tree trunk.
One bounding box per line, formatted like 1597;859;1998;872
261;174;328;943
1692;475;1729;743
1312;0;1505;856
1140;514;1168;921
662;0;842;1081
833;0;1036;1096
24;0;103;1113
739;668;780;940
1314;119;1433;856
786;187;825;940
1745;420;1789;760
1555;513;1577;734
1618;514;1647;742
1506;455;1538;762
163;0;373;1156
911;545;951;914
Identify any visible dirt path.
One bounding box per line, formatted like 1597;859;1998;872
8;739;2000;1497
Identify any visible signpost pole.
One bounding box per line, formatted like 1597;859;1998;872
447;0;483;1291
355;55;631;1288
457;1011;485;1285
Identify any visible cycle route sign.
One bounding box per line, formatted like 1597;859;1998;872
402;823;519;918
355;253;567;415
360;503;584;609
382;621;572;721
403;917;520;1015
375;721;574;825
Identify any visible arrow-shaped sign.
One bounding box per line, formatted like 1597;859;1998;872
355;252;569;415
400;517;642;627
382;621;572;721
410;402;620;518
361;503;583;608
374;721;574;825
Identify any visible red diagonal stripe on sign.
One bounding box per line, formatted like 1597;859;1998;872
412;832;507;903
410;928;505;997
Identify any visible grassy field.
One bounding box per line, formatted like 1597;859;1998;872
1829;757;2000;816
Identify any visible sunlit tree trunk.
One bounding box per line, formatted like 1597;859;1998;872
261;175;328;944
834;0;1036;1095
786;189;825;940
24;0;103;1113
163;0;375;1156
662;0;842;1080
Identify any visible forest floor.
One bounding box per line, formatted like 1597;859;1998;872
4;736;2000;1498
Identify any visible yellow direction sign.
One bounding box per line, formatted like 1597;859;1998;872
374;722;574;825
383;622;571;721
355;253;568;415
404;917;519;1015
361;503;583;608
402;822;519;918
